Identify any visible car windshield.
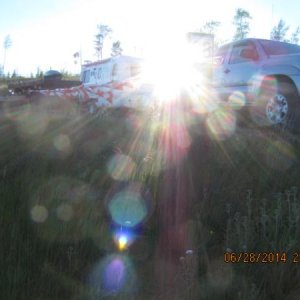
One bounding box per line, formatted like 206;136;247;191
259;39;300;55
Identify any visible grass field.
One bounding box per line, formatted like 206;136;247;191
1;99;300;300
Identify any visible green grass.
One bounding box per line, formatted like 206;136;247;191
1;103;300;299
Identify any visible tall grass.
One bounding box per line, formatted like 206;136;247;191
1;103;300;299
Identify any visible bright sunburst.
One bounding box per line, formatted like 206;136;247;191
140;32;210;105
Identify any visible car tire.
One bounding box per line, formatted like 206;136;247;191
249;78;300;132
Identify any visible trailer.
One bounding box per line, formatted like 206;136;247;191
31;33;215;114
34;56;154;114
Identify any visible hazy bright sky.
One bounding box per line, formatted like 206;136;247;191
1;0;300;76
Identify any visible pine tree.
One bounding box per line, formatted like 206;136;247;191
233;8;252;41
200;21;221;35
111;41;123;57
290;27;300;44
270;19;289;41
3;35;12;75
94;24;112;60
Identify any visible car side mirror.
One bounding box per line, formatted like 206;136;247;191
240;48;258;61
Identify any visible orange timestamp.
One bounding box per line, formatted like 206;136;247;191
224;252;300;264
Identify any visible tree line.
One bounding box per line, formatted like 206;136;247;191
1;8;299;79
94;8;300;64
199;8;300;45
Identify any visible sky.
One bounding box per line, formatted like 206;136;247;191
1;0;300;76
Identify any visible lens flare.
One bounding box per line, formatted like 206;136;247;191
53;134;71;153
228;91;246;110
30;205;48;223
158;118;192;165
30;177;102;242
113;228;136;252
118;236;128;251
106;182;153;228
190;87;219;115
104;258;125;293
88;255;137;297
206;107;236;140
257;75;277;99
107;154;136;181
140;32;209;103
113;228;133;252
108;191;147;227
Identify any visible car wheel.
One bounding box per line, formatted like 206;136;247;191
250;79;300;131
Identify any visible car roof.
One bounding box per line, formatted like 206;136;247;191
219;38;295;49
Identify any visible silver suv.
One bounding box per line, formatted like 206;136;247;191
213;38;300;129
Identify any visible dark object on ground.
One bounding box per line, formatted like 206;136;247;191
7;70;81;95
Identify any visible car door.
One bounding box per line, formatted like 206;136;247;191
212;43;232;92
223;40;261;99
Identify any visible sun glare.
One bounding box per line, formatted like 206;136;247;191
118;235;128;251
140;33;209;104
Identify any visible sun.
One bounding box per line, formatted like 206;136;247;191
139;32;212;105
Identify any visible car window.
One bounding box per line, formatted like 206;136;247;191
259;39;300;55
229;42;258;64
